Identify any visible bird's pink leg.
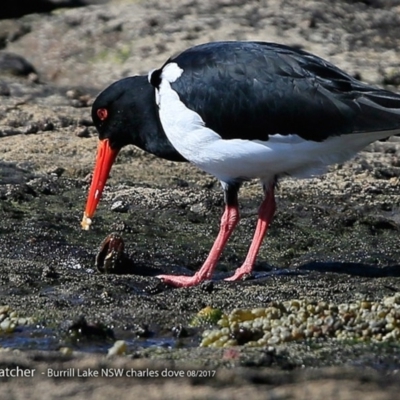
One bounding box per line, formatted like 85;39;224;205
157;204;239;287
225;185;276;281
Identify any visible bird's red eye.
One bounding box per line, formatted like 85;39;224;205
97;108;108;121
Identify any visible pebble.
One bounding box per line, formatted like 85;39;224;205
0;81;10;96
74;126;90;138
201;294;400;347
59;347;73;356
23;123;39;134
107;340;127;357
110;201;129;213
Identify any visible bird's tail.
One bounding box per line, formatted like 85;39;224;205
353;86;400;135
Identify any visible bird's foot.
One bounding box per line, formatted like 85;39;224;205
157;272;206;288
225;265;253;282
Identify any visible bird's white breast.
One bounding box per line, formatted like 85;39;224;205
156;63;227;172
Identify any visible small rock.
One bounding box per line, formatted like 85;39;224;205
0;319;15;333
40;121;54;131
173;178;189;188
0;306;10;314
0;127;22;137
42;265;59;279
0;52;36;77
58;116;75;128
111;200;129;213
47;167;65;177
190;203;208;215
28;72;39;83
74;126;90;138
59;347;73;356
107;340;127;357
66;89;83;99
382;68;400;86
23;123;39;134
78;118;94;126
66;89;92;107
0;81;10;96
172;324;189;338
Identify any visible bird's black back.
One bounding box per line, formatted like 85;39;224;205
158;41;400;141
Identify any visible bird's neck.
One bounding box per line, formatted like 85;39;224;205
135;78;186;162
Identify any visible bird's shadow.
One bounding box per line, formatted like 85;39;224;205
239;261;400;284
101;258;400;294
110;257;400;280
296;261;400;278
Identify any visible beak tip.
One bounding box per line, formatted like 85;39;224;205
81;214;92;231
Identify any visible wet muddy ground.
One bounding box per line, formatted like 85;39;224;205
1;0;400;398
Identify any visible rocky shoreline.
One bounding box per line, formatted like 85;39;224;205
1;0;400;398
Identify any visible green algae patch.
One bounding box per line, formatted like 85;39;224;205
201;294;400;347
0;305;35;334
189;306;223;327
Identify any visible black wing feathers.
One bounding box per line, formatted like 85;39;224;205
154;42;400;142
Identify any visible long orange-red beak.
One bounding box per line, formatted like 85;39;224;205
81;139;119;230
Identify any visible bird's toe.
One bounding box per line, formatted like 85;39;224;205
157;273;204;288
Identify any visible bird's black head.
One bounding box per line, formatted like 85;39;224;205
91;75;153;150
81;75;158;231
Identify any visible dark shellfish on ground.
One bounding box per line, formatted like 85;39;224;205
95;233;126;273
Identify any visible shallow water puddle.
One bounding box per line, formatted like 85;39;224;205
1;326;59;351
1;325;178;353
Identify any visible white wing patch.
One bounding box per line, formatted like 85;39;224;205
156;64;399;184
161;63;184;83
150;63;184;106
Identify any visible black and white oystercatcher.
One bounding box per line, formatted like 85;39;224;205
81;41;400;287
